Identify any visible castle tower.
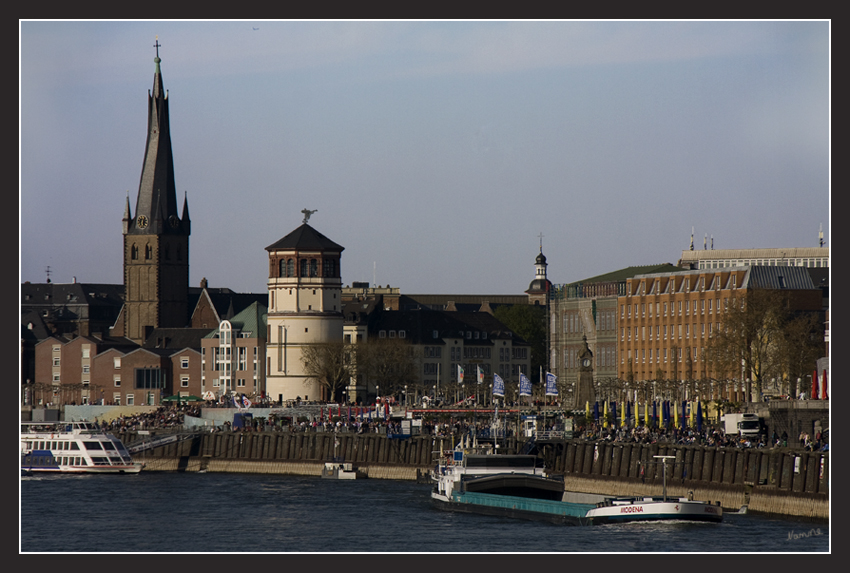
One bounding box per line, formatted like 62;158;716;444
265;214;344;401
123;40;191;344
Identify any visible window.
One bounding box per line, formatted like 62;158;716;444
181;376;189;387
113;393;121;406
82;365;90;374
53;357;61;367
181;357;190;369
134;368;164;389
114;376;121;387
114;357;121;369
379;330;386;338
399;330;406;339
82;348;90;359
126;394;134;406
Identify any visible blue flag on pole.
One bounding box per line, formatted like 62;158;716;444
519;373;532;397
545;372;558;396
493;374;505;397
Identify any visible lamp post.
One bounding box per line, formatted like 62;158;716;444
404;385;408;407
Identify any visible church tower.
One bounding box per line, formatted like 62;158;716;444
265;212;344;402
123;40;191;344
525;239;551;306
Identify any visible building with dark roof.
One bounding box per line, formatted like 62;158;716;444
265;220;345;402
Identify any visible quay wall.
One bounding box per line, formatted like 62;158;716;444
121;431;828;520
539;440;828;520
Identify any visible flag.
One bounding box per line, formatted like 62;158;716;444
622;401;630;428
477;365;484;385
241;394;252;409
519;373;532;397
696;400;703;432
585;401;590;422
457;365;464;385
545;372;558;396
822;370;828;400
493;374;505;397
593;401;599;422
603;401;609;428
811;369;819;399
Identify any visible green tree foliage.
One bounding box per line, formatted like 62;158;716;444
493;304;547;383
300;342;351;403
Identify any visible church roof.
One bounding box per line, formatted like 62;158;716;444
127;44;189;237
265;223;344;252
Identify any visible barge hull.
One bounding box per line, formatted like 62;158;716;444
432;491;596;526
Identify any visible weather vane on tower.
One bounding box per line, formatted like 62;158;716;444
301;208;318;224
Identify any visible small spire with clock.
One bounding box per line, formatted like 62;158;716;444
122;38;190;343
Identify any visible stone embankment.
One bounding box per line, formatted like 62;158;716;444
121;430;828;521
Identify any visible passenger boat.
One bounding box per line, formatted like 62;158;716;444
321;462;366;480
20;421;144;474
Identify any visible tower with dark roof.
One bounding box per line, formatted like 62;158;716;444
123;41;191;344
264;220;345;401
526;248;552;306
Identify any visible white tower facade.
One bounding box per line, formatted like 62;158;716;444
265;222;344;402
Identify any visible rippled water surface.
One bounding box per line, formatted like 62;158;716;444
20;472;829;553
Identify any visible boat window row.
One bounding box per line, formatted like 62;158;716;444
24;440;81;451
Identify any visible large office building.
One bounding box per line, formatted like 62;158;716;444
616;265;823;401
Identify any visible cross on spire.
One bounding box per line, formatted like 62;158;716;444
538;232;544;252
154;36;161;58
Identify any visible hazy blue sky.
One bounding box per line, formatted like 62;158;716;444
20;20;829;295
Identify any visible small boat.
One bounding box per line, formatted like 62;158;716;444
20;421;144;474
321;462;365;480
584;456;722;524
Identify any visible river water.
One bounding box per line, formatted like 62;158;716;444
20;472;828;553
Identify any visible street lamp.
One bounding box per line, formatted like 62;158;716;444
404;385;408;407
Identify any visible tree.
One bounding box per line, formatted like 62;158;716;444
706;289;822;401
356;337;418;398
493;304;547;382
301;342;352;403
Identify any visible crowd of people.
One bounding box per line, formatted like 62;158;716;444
89;402;827;452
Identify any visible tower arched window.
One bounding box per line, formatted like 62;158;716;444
323;259;335;277
287;259;295;278
300;259;308;277
145;245;152;260
279;259;286;278
131;244;139;260
310;259;318;277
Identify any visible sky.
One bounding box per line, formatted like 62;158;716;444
20;20;830;295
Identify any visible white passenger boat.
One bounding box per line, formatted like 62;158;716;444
20;421;144;474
